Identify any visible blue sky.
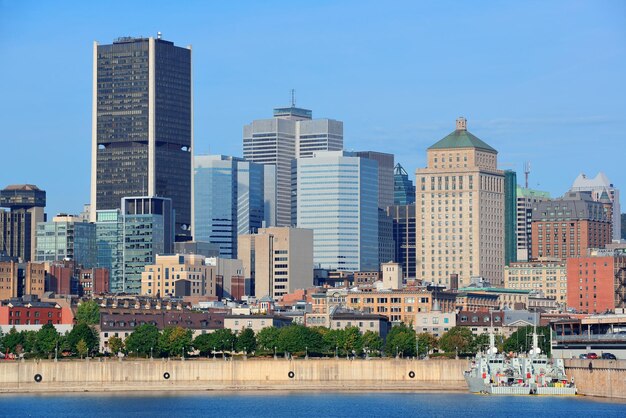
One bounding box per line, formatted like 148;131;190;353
0;0;625;217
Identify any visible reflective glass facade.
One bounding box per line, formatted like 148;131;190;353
96;209;123;292
193;156;267;259
35;218;96;268
296;151;378;271
93;37;191;238
393;163;415;205
387;204;417;279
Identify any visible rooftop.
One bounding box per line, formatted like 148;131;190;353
428;117;497;153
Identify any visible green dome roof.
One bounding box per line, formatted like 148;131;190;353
428;118;497;153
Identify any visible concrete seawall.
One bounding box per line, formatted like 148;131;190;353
564;359;626;399
0;358;467;393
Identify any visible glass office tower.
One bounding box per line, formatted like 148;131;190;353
91;36;192;240
35;215;96;268
296;151;378;271
193;155;269;259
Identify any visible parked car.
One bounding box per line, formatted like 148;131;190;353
601;353;617;360
578;354;588;359
586;352;598;359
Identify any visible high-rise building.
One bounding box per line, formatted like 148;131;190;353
95;209;123;292
504;170;517;266
35;214;96;268
238;227;313;300
531;191;612;260
378;209;395;266
0;185;46;262
90;36;192;240
387;204;417;279
416;117;505;287
193;155;272;258
243;105;343;226
570;172;621;241
516;186;550;262
356;151;394;209
0;261;45;299
296;151;379;271
394;163;415;205
96;197;174;294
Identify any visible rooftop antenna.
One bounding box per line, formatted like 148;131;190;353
157;31;162;40
524;161;531;189
290;89;296;107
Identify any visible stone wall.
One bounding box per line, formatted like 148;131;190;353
564;359;626;399
0;358;467;393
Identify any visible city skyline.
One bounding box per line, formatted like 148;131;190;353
1;1;625;218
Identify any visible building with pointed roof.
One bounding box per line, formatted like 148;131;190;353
570;172;620;241
393;163;415;205
416;117;505;287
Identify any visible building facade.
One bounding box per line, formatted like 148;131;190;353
387;204;417;279
356;151;395;209
141;253;216;298
531;191;612;260
416;117;505;287
243;105;343;227
91;36;192;240
95;209;123;292
0;261;45;300
516;186;550;262
566;250;626;314
35;215;96;268
571;172;621;241
193;155;270;258
504;170;517;266
393;163;415;205
296;151;379;271
0;185;46;262
504;260;567;305
238;227;313;300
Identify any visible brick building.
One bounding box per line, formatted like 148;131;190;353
531;191;612;260
0;261;45;300
0;295;74;333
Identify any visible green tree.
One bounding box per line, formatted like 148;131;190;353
416;332;438;356
34;323;60;357
193;333;217;356
211;328;236;353
108;336;125;355
385;323;417;357
337;326;362;356
438;327;474;355
158;326;193;357
277;325;323;355
67;323;99;355
76;339;88;359
361;331;383;355
322;329;343;355
503;326;551;356
235;328;257;353
256;327;280;353
75;300;100;325
125;324;160;357
22;330;38;354
3;327;24;353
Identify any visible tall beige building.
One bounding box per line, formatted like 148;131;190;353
238;227;313;300
416;117;504;287
141;254;216;298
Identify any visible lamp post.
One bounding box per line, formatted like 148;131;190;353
305;346;308;360
335;346;338;359
182;346;185;361
54;340;58;362
274;346;277;359
150;347;153;359
213;346;216;359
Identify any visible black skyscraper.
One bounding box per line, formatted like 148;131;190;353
91;35;192;239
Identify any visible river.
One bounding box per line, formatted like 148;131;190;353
0;392;623;417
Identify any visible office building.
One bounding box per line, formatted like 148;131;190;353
141;253;216;298
504;170;517;266
566;249;626;314
387;204;417;279
35;215;96;268
0;261;45;300
90;36;192;240
296;151;379;271
238;227;313;300
243;104;343;226
96;209;123;292
415;117;505;287
394;163;415;205
516;186;550;262
0;185;46;262
356;151;394;209
193;155;271;258
531;191;612;260
504;260;567;305
571;172;621;241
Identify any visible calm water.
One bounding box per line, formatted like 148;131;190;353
0;392;623;417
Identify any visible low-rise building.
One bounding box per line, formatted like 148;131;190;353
329;311;390;340
0;295;73;333
456;310;505;336
415;302;456;337
141;254;216;298
224;314;293;333
0;261;45;300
